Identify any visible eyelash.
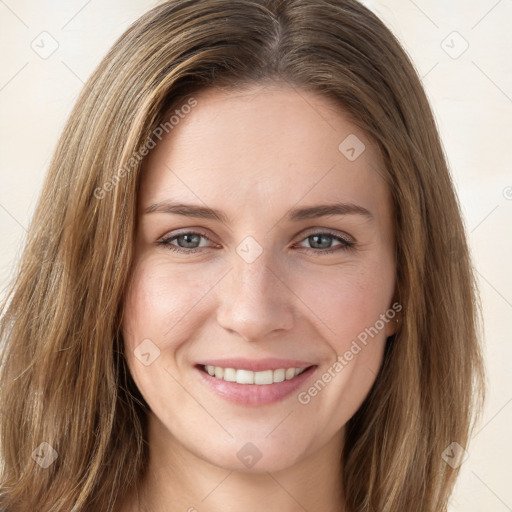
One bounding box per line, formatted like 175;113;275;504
157;230;356;255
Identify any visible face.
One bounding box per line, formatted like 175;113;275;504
122;83;397;473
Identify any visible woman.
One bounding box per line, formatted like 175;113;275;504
0;1;485;511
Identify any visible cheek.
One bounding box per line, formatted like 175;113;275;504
292;276;391;427
121;258;211;393
292;254;395;352
291;252;395;410
123;257;216;345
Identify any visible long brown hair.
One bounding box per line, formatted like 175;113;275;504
0;1;485;510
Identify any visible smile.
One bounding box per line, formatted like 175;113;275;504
202;364;309;385
195;363;318;406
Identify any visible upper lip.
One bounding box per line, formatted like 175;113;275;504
196;358;316;372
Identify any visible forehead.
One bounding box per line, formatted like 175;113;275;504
139;84;391;223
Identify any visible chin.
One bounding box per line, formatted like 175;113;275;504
197;436;309;474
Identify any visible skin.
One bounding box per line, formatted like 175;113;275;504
120;82;397;512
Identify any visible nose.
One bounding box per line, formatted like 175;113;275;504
216;250;295;342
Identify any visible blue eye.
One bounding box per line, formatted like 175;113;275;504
157;230;355;255
297;232;355;253
158;231;213;254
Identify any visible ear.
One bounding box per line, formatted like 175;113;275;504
385;287;401;337
385;315;399;337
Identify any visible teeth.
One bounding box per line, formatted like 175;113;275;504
204;365;307;385
285;368;296;380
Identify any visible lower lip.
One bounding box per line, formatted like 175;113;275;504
194;365;318;406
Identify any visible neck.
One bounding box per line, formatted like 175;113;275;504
127;413;346;512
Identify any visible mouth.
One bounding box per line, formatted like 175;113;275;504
194;363;318;406
197;363;315;385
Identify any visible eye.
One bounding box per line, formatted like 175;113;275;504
157;229;355;255
295;231;355;254
157;231;215;254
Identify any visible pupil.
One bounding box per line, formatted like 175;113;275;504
180;234;199;248
311;234;330;249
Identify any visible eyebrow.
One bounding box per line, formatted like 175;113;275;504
143;200;374;223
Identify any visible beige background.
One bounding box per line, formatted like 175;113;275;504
0;1;511;510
